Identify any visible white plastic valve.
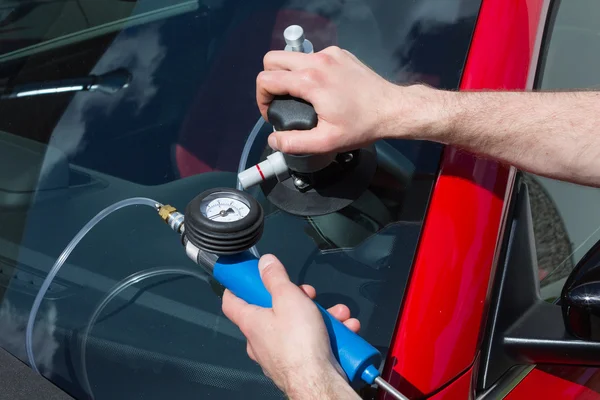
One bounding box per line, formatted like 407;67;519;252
238;152;289;190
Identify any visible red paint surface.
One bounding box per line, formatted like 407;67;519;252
505;367;600;400
381;0;545;397
461;0;545;90
381;150;509;399
429;366;474;400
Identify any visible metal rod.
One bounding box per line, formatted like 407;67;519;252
374;377;410;400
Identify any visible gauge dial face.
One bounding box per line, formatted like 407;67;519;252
201;195;250;223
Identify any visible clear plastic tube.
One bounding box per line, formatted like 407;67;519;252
80;267;209;399
26;197;162;374
237;117;266;191
237;117;265;259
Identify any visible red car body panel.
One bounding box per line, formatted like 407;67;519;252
429;366;475;400
381;0;545;397
382;150;511;398
505;367;600;399
461;0;546;90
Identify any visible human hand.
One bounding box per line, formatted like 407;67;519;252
221;254;361;399
257;46;443;154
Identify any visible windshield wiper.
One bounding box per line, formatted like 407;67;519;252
0;68;131;99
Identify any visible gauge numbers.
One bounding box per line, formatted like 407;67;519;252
201;194;250;223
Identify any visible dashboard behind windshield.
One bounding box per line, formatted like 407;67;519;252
0;1;480;399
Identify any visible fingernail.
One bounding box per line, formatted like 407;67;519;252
268;135;279;150
258;254;277;271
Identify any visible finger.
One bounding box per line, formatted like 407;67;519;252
256;70;319;120
268;127;340;154
299;284;316;300
258;254;293;297
246;342;256;362
342;49;361;63
264;47;343;71
222;289;248;323
327;304;351;322
222;289;261;334
343;318;361;333
264;50;314;71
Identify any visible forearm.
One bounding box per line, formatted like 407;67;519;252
392;86;600;187
284;370;361;400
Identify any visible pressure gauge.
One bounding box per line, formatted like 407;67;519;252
202;194;250;222
184;188;264;255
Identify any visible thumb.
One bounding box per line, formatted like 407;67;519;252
258;254;292;297
268;128;337;154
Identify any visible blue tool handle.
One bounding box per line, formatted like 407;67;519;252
213;252;382;387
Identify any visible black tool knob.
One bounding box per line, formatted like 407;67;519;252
267;96;334;174
267;95;318;131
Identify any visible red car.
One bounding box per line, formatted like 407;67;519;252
0;0;598;399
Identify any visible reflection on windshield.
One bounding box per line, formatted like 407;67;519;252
0;68;131;99
52;24;166;161
0;0;480;399
0;1;198;57
0;300;58;376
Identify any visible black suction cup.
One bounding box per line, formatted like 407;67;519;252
263;95;378;216
261;145;378;216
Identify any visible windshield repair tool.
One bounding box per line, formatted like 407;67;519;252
158;189;408;400
237;25;377;217
27;23;406;400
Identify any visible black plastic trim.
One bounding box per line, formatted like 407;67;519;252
504;301;600;365
477;174;525;390
0;346;73;399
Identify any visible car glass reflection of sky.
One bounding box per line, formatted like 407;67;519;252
48;23;166;162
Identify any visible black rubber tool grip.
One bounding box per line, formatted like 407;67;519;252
267;95;334;171
267;95;318;131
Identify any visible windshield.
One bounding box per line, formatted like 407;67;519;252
0;1;480;399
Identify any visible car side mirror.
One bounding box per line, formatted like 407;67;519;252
477;177;600;389
562;241;600;341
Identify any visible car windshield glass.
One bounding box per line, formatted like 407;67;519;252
0;1;480;398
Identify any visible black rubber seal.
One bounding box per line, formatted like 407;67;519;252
184;188;264;255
